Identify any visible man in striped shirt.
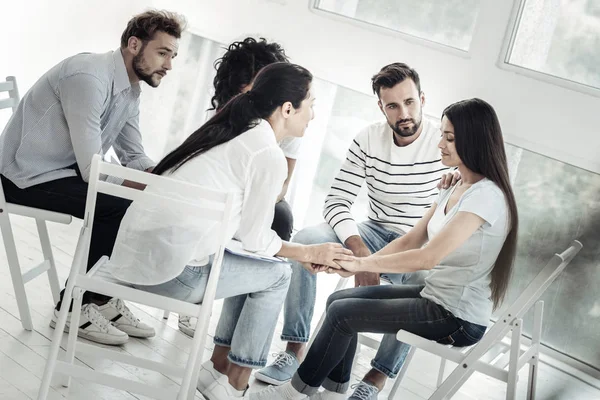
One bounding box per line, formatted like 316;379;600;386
256;63;457;396
0;11;185;345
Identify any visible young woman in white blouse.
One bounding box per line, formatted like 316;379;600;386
255;98;519;400
106;62;353;400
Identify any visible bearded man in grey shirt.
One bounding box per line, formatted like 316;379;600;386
0;10;185;345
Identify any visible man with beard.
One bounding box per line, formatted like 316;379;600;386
256;63;457;398
0;10;185;345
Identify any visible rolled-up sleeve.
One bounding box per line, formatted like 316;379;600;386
236;147;287;256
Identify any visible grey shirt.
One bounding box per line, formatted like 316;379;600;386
421;179;509;326
0;49;154;188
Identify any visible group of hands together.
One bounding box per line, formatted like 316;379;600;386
299;171;460;287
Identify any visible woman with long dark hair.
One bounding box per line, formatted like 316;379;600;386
105;62;353;400
254;98;518;400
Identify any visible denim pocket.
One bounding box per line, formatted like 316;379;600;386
436;323;485;347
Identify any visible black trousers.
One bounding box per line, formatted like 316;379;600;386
1;174;130;308
272;199;294;241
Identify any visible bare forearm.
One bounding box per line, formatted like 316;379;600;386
361;249;435;274
374;234;422;257
276;242;309;262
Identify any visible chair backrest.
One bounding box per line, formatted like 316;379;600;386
0;76;20;112
481;240;582;344
78;154;234;277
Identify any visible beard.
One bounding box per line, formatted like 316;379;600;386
389;112;423;137
132;46;163;88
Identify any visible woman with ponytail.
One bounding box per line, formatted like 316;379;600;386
255;98;519;400
105;62;353;399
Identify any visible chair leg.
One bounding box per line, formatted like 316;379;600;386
37;279;77;399
436;357;447;388
36;219;62;305
388;346;416;400
61;288;83;388
0;212;33;330
507;319;522;400
527;302;543;400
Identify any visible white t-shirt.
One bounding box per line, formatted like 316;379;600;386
106;119;287;285
420;179;510;326
206;109;302;159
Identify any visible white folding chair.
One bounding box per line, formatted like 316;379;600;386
389;240;583;400
0;76;72;330
37;154;234;400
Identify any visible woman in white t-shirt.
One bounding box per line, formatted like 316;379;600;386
255;98;519;400
106;63;353;399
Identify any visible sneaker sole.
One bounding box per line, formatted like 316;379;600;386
178;323;195;338
115;326;156;338
49;319;129;346
254;371;291;386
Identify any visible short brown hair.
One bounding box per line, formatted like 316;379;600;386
120;10;186;48
371;63;421;98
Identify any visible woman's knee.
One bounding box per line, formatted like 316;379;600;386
326;287;355;309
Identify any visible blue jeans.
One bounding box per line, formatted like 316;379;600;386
132;253;291;368
291;285;487;394
282;221;429;378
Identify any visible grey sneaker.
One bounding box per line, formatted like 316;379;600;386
348;381;379;400
254;351;300;385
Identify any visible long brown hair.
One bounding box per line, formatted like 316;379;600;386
443;98;519;309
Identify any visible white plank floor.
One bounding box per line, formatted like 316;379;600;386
0;214;599;400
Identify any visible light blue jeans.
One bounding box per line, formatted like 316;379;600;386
282;221;428;378
132;253;291;368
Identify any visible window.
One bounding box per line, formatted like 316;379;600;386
311;0;483;51
505;0;600;91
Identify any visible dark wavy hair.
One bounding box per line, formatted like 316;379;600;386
443;98;519;309
120;10;186;48
154;62;312;175
371;62;421;97
210;37;289;111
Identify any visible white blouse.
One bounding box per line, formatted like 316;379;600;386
105;119;287;285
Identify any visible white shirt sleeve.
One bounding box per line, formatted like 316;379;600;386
278;137;303;159
458;184;506;227
236;146;288;255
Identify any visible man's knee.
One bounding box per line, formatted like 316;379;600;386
292;223;338;246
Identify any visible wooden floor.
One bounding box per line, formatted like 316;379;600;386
0;214;599;400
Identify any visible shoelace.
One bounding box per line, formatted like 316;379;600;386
82;304;111;333
350;383;378;400
272;351;295;368
110;298;140;326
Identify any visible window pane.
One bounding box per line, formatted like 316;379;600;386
314;0;483;51
508;0;600;89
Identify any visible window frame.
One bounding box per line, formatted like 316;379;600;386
498;0;600;98
308;0;477;58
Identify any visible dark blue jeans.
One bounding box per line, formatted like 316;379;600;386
291;285;487;394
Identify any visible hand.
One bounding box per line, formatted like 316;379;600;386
300;263;330;275
304;243;354;268
145;166;155;173
437;171;461;190
355;272;380;287
321;267;354;278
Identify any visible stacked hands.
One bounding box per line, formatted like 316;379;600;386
300;243;362;278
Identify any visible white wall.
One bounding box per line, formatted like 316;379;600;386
1;0;147;92
151;0;600;174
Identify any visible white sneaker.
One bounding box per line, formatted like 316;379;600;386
50;304;129;345
196;360;225;393
98;298;155;338
201;375;247;400
178;314;197;337
250;383;305;400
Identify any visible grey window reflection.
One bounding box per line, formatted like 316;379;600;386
313;0;483;51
